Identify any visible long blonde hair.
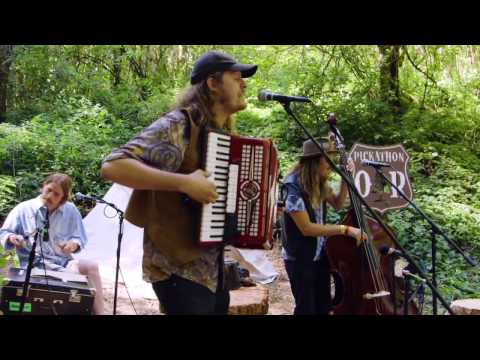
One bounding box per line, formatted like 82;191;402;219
289;156;329;208
172;71;236;133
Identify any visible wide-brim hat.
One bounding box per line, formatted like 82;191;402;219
300;137;338;160
190;51;258;85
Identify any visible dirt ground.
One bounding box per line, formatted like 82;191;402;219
263;242;295;315
102;242;295;315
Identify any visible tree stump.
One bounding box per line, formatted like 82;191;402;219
228;285;269;315
450;299;480;315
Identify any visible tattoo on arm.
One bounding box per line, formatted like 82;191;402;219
143;142;183;172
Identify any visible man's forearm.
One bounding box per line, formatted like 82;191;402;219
100;158;189;192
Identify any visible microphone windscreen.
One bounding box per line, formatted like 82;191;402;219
327;113;337;125
378;245;390;256
40;205;48;218
258;90;270;101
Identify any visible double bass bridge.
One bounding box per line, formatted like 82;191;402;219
362;290;391;300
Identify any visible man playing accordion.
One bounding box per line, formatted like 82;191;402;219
101;51;258;315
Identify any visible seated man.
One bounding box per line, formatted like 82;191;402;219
0;173;104;315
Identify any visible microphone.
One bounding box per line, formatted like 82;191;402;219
327;112;337;125
41;206;49;242
379;245;406;259
326;112;344;142
74;192;114;207
258;90;311;103
74;192;99;202
361;159;391;168
380;245;424;267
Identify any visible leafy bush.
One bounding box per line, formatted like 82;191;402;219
386;150;480;304
0;97;136;203
0;175;16;221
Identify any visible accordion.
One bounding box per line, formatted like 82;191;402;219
199;130;280;249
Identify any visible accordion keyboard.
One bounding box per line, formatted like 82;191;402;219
200;132;238;245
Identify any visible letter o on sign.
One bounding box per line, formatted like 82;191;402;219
355;170;371;198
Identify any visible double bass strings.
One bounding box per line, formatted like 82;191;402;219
339;145;389;311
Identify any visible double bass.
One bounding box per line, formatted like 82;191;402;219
324;117;418;315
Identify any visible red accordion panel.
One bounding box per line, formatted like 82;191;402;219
229;135;279;249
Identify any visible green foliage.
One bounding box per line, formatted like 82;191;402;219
0;245;19;286
0;171;18;280
0;96;134;204
386;150;480;304
0;175;16;221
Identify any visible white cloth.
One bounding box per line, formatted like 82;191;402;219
74;184;157;299
226;247;278;284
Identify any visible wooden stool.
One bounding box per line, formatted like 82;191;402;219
450;299;480;315
228;285;269;315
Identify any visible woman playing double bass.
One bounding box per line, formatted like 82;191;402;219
281;137;367;315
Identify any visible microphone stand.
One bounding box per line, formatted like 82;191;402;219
403;272;410;315
19;232;38;314
89;195;124;315
368;166;477;314
280;101;456;315
19;210;48;314
391;257;397;315
402;270;426;315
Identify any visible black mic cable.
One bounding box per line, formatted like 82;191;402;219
42;206;49;242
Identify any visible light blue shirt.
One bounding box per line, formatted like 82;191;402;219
0;196;87;269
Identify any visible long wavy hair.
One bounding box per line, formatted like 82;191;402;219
172;71;236;133
288;156;330;208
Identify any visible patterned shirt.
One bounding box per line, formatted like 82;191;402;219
281;172;328;262
0;196;87;269
103;108;220;293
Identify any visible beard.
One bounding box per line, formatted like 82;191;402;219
218;91;246;114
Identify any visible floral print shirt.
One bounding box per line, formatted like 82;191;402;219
103;108;220;293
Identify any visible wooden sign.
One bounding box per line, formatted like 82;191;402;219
348;143;413;214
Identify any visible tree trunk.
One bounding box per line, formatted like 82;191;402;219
111;46;125;88
127;46;150;100
378;45;402;112
0;45;14;123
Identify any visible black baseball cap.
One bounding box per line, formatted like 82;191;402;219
190;51;258;85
